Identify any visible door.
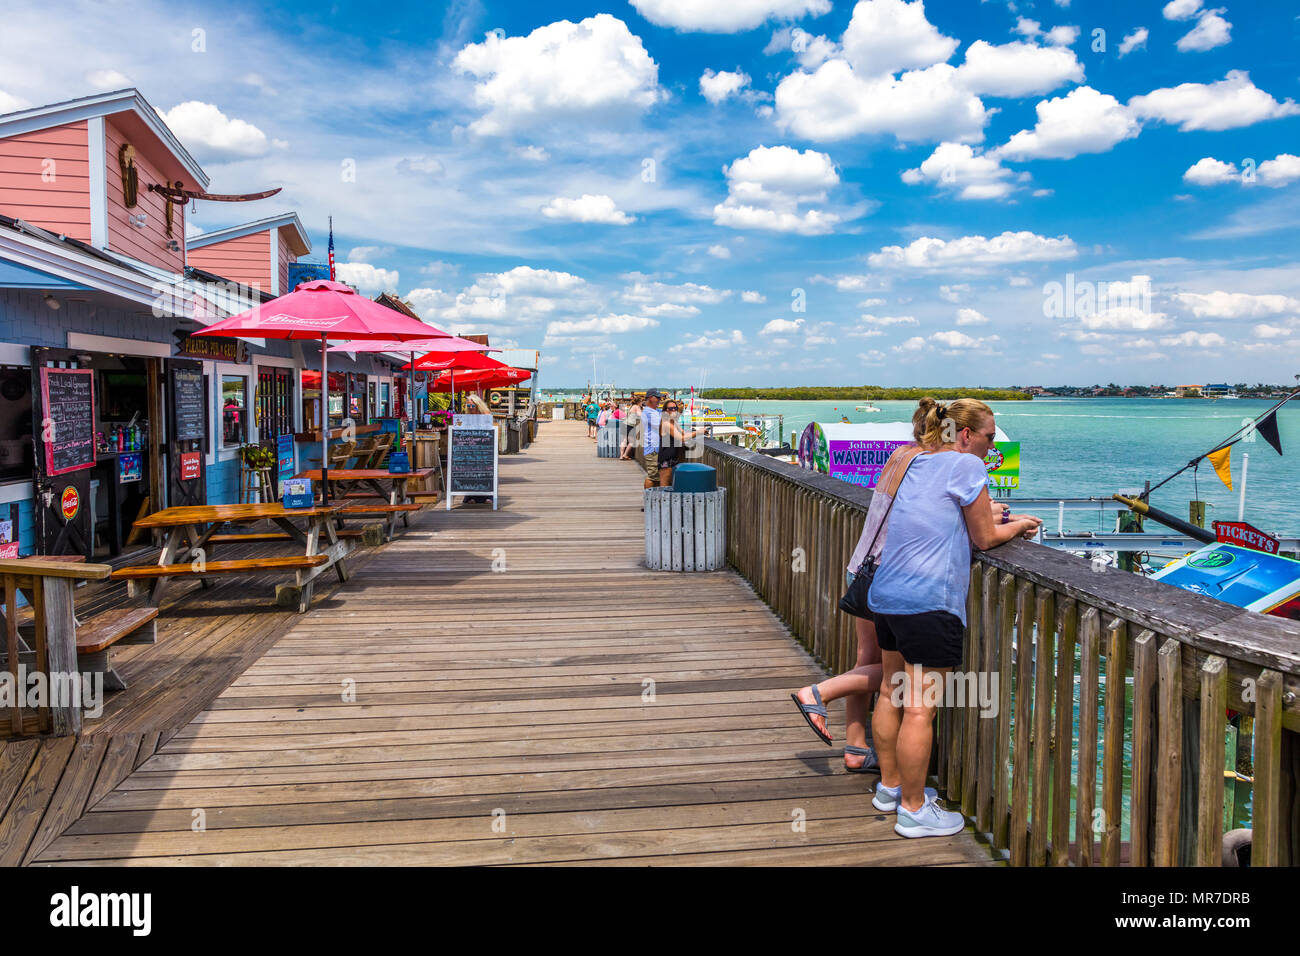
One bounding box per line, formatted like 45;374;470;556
165;358;207;508
256;365;294;495
30;347;95;557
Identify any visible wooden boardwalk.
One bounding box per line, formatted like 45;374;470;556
23;421;993;866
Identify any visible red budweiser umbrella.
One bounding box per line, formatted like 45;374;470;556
429;367;530;392
193;279;444;503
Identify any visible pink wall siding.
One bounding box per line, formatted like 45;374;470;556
0;121;91;240
277;231;294;294
187;230;273;294
105;117;184;272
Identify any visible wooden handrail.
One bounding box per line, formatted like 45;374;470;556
699;437;1300;866
0;559;112;580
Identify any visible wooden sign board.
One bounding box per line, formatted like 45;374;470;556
447;425;498;510
171;365;206;441
40;367;95;476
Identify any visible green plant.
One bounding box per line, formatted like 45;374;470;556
240;443;275;469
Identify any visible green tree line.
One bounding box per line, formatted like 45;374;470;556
698;386;1033;401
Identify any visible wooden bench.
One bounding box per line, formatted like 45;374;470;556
75;606;158;691
205;532;296;544
110;554;329;581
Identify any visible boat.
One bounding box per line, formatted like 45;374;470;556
855;404;880;412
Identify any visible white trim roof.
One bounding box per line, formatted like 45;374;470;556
0;88;208;188
189;213;312;255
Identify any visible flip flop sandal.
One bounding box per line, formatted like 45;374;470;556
791;686;832;746
844;744;879;774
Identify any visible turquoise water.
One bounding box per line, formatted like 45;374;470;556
709;397;1300;536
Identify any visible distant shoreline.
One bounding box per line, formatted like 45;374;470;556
697;387;1033;401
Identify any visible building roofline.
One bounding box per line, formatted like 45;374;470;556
0;88;209;189
188;212;311;255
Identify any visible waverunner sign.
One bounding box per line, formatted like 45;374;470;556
1213;521;1280;555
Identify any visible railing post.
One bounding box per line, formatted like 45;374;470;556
1130;630;1158;866
1050;598;1077;866
1155;639;1183;866
1197;655;1227;866
1101;617;1127;866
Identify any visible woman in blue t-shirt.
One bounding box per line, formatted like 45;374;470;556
867;397;1040;839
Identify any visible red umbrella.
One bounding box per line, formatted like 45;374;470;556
193;279;444;503
428;367;530;392
329;335;496;424
403;350;507;371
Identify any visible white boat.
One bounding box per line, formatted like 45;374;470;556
855;404;881;412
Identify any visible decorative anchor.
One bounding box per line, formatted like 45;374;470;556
146;180;284;237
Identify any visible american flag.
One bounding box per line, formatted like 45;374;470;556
327;216;335;280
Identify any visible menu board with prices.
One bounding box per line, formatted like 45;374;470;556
447;426;497;509
40;367;95;476
172;366;206;441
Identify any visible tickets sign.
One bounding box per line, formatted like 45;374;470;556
1213;521;1280;555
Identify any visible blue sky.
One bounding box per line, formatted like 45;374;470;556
3;0;1299;386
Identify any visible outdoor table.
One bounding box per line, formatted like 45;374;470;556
296;468;434;540
121;503;351;613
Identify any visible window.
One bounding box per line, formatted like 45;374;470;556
221;375;248;448
379;382;391;418
0;365;34;483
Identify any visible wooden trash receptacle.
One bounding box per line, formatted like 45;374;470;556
597;424;621;458
644;487;726;571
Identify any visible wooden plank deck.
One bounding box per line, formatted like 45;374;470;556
27;421;994;866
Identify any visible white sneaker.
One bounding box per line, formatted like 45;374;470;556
872;783;937;813
893;794;965;838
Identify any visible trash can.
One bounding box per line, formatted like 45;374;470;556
644;485;726;571
597;424;620;458
670;463;716;494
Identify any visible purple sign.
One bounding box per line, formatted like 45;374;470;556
827;440;906;487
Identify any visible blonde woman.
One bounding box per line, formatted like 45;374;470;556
868;398;1039;838
792;402;1034;770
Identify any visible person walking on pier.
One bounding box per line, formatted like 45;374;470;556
867;398;1039;839
640;389;664;489
620;400;641;461
585;396;600;439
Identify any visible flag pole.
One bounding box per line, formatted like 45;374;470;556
321;332;330;506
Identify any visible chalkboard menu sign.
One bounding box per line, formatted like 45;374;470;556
172;366;205;441
40;367;95;476
447;426;497;508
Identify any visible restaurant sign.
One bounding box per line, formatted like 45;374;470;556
175;331;248;364
1213;520;1280;555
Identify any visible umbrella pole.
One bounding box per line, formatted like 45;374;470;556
321;333;330;506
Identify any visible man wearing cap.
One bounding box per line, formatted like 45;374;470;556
641;389;664;489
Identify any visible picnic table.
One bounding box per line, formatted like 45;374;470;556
295;468;434;541
113;503;352;613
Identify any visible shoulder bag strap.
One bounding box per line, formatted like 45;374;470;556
861;451;922;562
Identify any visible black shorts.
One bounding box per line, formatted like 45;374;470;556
873;610;964;669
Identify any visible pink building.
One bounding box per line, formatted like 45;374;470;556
187;213;311;297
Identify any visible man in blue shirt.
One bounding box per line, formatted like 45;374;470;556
585;397;600;438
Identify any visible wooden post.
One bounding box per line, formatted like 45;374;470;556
1050;599;1077;866
1009;580;1036;866
1155;639;1183;867
1076;607;1100;866
992;573;1014;851
1196;655;1227;866
1101;617;1127;866
976;566;998;835
1030;588;1055;866
41;576;82;737
1252;670;1282;866
1130;630;1158;866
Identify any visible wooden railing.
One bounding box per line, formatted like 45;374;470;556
701;438;1300;866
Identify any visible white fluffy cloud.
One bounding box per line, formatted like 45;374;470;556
955;40;1082;98
1258;154;1300;187
546;314;658;336
86;69;131;90
1118;28;1149;56
862;313;918;325
700;69;752;104
1045;25;1080;46
1172;291;1300;318
623;280;731;305
453;15;664;135
761;317;805;334
1183;157;1239;185
1163;0;1203;20
670;330;746;352
1129;71;1299;132
841;0;958;75
158;101;274;159
1177;10;1231;51
776;59;987;143
714;144;843;235
541;194;634;225
868;231;1077;269
335;262;399;294
1160;331;1227;348
996;87;1140;160
901;142;1014;199
956;307;989;325
629;0;830;33
742;290;767;303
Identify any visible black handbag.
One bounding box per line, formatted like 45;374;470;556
837;454;918;619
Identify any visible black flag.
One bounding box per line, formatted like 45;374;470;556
1256;410;1283;456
